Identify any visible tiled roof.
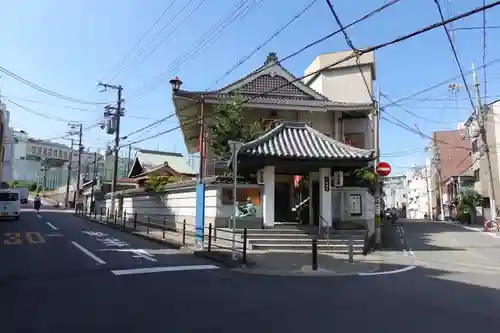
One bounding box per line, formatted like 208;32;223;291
133;150;195;176
238;121;375;160
173;52;373;110
174;90;371;109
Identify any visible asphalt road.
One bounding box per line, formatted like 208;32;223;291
1;208;500;333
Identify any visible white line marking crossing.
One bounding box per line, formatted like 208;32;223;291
358;265;417;276
46;222;58;230
111;265;219;276
71;241;106;264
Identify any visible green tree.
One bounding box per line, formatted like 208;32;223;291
9;180;19;188
145;175;178;192
457;186;481;224
208;92;270;157
29;182;38;192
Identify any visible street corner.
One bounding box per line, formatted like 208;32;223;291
230;252;383;277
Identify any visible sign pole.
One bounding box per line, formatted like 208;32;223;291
374;161;392;249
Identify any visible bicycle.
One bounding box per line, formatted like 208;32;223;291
484;217;500;232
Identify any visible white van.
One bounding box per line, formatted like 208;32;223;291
0;189;21;220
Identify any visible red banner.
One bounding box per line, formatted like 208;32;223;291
294;175;302;189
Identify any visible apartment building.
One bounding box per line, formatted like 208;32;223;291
430;129;474;220
0;98;13;183
406;164;432;219
383;175;407;211
462;100;500;219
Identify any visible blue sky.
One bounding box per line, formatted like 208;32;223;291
1;0;499;174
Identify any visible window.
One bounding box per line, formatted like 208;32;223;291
47;148;52;156
63;151;68;160
0;192;19;201
59;150;63;158
472;139;478;153
13;138;18;144
31;146;37;155
37;147;42;155
221;188;261;205
54;149;58;158
474;169;480;182
344;133;365;149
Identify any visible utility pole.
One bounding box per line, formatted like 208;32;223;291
90;151;97;214
473;64;497;219
126;144;132;175
64;138;74;208
71;123;83;209
374;86;381;249
98;83;124;215
424;163;432;218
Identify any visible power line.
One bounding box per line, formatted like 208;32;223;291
381;57;500;108
110;0;207;83
101;0;180;83
0;66;108;105
129;0;262;100
122;0;403;140
380;92;462;124
4;97;92;123
211;0;318;88
433;0;476;114
124;0;500;148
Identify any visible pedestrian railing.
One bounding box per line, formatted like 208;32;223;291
74;208;247;265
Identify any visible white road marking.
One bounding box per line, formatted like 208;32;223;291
131;250;157;262
45;222;58;230
358;265;417;276
408;250;416;256
71;241;106;264
111;265;219;276
45;233;64;237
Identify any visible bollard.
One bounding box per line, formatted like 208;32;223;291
242;228;247;265
162;217;166;239
312;238;318;271
348;238;354;263
133;212;137;229
146;215;150;235
208;223;212;252
100;210;103;221
113;210;117;224
106;209;109;223
123;211;126;227
182;219;186;245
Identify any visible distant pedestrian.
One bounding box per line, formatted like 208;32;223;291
34;194;41;212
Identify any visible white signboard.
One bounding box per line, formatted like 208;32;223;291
332;171;344;187
349;194;362;216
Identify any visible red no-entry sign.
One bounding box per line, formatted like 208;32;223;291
375;161;391;176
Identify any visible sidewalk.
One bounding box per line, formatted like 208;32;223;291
234;251;381;276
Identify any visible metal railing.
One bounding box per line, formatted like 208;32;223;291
74;208;248;264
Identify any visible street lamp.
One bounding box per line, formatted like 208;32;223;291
169;77;183;93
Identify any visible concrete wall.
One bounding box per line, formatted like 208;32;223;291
100;185;263;233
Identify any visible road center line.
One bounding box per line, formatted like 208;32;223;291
111;265;219;276
45;222;58;230
71;241;106;264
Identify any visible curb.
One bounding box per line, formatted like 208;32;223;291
74;214;245;267
231;263;381;277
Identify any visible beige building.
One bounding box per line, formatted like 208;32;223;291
465;100;500;218
172;51;377;231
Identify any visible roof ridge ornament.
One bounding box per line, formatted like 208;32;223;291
264;52;278;65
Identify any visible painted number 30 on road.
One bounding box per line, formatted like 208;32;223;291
3;232;46;245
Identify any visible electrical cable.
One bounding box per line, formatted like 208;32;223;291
433;0;476;114
121;0;404;139
101;0;180;83
129;0;261;100
123;0;500;148
0;67;108;105
110;0;207;83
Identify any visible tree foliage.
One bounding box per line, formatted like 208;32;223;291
458;186;482;209
145;175;179;192
208;92;271;157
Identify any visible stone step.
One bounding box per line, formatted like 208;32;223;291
250;243;364;252
248;238;365;245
